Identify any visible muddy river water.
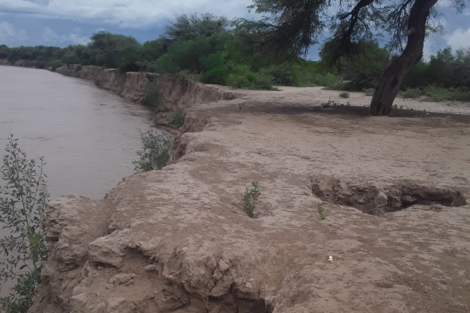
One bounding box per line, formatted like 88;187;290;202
0;66;153;295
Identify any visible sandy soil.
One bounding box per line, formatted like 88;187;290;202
30;84;470;313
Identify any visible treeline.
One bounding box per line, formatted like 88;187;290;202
321;41;470;101
0;13;469;100
0;14;335;90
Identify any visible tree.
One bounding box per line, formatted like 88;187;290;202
0;45;10;59
164;13;229;42
242;0;468;115
320;41;391;91
88;31;141;69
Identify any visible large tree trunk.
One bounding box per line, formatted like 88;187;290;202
370;0;438;116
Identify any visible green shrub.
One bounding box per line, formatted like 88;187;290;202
202;66;229;85
142;82;164;112
243;182;260;218
401;88;422;99
339;92;350;98
169;110;186;128
48;60;63;71
259;63;296;86
133;130;171;172
452;88;470;101
150;54;180;74
227;64;274;90
0;135;48;313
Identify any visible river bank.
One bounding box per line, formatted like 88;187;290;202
23;63;470;313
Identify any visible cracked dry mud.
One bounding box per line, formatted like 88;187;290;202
30;82;470;313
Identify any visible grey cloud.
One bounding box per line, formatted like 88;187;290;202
0;0;253;28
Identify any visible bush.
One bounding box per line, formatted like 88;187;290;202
201;66;229;85
0;135;48;313
401;88;422;99
169;110;186;128
339;92;350;98
259;63;296;86
150;54;180;74
48;60;63;71
423;86;470;102
142;82;164;112
133;130;171;172
227;64;274;90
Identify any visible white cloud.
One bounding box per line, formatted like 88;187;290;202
42;27;90;45
0;21;28;42
446;27;470;50
0;0;253;29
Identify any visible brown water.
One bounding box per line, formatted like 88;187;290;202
0;66;153;295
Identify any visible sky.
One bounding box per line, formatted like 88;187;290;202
0;0;469;60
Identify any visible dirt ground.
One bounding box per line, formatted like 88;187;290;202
31;85;470;313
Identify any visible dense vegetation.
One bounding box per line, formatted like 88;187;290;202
0;13;469;100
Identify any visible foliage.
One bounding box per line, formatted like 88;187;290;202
142;82;164;112
317;204;325;220
259;63;296;86
48;60;63;71
403;47;470;90
400;86;470;102
339;92;350;99
133;131;171;173
0;44;10;58
227;64;275;90
243;182;260;218
164;13;229;42
319;41;391;91
169;110;186;128
0;135;48;313
401;88;422;99
88;32;141;69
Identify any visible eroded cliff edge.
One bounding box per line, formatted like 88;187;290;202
29;67;470;313
55;65;238;110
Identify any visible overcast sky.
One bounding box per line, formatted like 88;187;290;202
0;0;469;59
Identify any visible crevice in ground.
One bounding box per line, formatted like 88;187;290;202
310;175;467;215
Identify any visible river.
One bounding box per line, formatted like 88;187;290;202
0;66;153;296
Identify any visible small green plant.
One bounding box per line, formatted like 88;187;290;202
339;91;350;99
243;182;260;217
317;204;325;220
169;110;185;128
142;81;164;112
133;130;171;173
0;135;49;313
321;99;338;108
